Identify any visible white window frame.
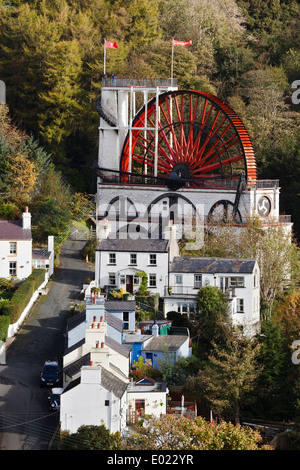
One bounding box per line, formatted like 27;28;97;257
108;253;116;265
149;254;157;265
230;276;244;287
175;274;182;284
108;273;116;286
149;274;156;287
237;298;244;313
194;274;202;288
9;242;17;255
9;261;17;277
129;253;137;265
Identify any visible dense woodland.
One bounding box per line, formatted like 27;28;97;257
1;0;300;444
0;0;299;232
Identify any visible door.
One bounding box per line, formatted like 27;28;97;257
126;275;133;293
135;399;145;418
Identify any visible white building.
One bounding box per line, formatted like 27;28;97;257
95;236;170;297
0;207;32;280
61;312;170;434
0;208;54;281
60;364;128;434
127;377;168;423
165;257;260;337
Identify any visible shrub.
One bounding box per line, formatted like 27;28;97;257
0;315;10;342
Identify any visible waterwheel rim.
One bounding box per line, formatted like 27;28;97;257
120;90;256;188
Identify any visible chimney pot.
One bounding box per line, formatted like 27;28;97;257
100;316;103;322
90;361;93;366
101;342;105;348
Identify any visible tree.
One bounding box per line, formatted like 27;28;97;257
196;285;233;358
60;424;121;450
34;197;72;238
125;414;272;450
185;333;262;423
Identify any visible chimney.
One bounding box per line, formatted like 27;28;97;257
152;323;159;338
22;207;31;230
164;220;179;262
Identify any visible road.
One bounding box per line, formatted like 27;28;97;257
0;239;94;450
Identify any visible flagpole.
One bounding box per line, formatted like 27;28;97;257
104;39;107;75
171;38;174;86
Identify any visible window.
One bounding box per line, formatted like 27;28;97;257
105;400;110;406
9;261;17;277
237;298;244;313
130;253;137;265
194;274;202;288
108;273;116;286
9;242;17;255
175;275;182;284
123;311;129;330
108;253;116;265
133;275;140;285
149;254;157;265
149;274;156;287
177;303;195;315
254;270;258;288
120;275;126;284
230;276;244;287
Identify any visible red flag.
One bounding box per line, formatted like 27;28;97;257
105;40;118;49
173;40;192;46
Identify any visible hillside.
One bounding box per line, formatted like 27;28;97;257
0;0;299;233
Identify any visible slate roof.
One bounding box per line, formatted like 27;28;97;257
101;366;128;398
32;249;51;260
0;220;31;240
170;257;256;274
105;300;136;311
67;310;123;333
123;333;152;344
105;311;123;332
96;237;169;253
143;335;188;352
63;352;90;377
63;361;127;398
105;335;130;358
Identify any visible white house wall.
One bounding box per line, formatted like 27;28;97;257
60;366;127;434
0;239;32;280
96;250;169;297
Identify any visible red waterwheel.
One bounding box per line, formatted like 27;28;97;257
120;90;256;189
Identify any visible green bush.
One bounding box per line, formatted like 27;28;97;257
83;238;97;263
9;269;46;323
0;316;10;342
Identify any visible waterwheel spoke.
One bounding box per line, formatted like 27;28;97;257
120;90;256;187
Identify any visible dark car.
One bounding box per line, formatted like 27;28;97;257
48;387;64;411
40;361;60;387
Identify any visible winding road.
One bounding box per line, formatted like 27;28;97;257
0;239;94;450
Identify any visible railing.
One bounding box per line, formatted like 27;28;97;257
102;78;177;88
255;180;279;188
166;286;199;296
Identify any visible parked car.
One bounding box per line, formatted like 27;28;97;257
40;360;60;387
48;387;64;411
